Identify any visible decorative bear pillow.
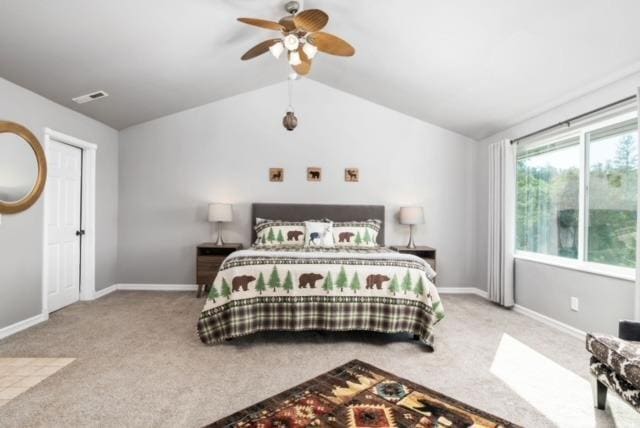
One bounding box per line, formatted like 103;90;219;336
304;221;335;247
332;219;381;247
254;219;306;247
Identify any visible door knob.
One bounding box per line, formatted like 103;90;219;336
75;230;86;236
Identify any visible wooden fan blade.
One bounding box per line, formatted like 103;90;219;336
279;16;297;32
237;17;285;32
308;32;355;56
293;9;329;32
292;50;312;75
241;39;280;60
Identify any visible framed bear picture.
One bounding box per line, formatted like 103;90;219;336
307;167;321;182
269;168;284;182
345;168;359;182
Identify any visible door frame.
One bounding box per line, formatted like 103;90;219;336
41;128;98;316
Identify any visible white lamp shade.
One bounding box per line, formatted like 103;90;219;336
208;203;232;223
399;206;424;225
302;42;318;59
283;34;299;51
269;41;284;58
288;50;302;66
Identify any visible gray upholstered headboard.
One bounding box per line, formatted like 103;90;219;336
251;203;385;246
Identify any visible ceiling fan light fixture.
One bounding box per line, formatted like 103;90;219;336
269;41;284;58
302;42;318;59
289;50;302;66
236;5;355;130
283;34;300;51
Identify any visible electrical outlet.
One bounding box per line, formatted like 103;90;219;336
570;297;579;312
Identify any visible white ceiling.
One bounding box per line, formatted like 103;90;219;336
1;0;640;139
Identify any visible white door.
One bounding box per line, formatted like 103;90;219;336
46;140;82;312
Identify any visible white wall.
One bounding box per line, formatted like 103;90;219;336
117;79;478;288
476;71;640;334
0;77;119;330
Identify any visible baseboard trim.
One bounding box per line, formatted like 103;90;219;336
93;284;118;299
513;304;586;340
0;312;48;341
437;287;586;340
0;283;197;341
115;283;198;291
438;287;488;299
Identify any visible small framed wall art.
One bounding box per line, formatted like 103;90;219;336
307;167;321;182
269;168;284;182
344;168;359;182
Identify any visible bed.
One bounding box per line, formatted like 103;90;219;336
197;203;444;350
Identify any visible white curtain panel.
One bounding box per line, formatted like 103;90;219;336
488;139;516;307
636;88;640;320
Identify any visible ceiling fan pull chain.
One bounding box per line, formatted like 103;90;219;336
283;77;298;131
288;77;295;111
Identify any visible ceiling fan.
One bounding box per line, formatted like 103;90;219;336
237;1;355;77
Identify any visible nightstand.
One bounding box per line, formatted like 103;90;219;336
196;243;243;298
391;246;436;283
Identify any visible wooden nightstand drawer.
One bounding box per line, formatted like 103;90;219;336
198;246;238;257
197;258;223;272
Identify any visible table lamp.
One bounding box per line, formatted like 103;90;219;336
399;206;424;249
208;203;232;245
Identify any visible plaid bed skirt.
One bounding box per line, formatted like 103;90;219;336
197;295;437;350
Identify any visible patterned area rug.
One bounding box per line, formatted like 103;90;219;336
208;359;519;427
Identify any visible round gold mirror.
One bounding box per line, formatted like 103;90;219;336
0;121;47;214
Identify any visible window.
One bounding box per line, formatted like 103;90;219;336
516;111;638;275
517;137;580;258
586;119;638;268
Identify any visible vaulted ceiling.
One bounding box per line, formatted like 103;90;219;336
1;0;640;139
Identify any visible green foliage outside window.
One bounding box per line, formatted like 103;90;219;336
516;122;637;268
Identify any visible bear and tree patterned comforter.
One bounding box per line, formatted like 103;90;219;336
197;246;444;350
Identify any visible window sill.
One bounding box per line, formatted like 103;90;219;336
513;252;636;282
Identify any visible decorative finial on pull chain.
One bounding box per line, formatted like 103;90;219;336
282;73;298;131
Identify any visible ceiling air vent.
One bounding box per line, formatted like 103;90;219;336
72;90;109;104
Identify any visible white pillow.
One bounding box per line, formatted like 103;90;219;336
304;221;335;247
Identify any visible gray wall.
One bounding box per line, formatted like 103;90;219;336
471;138;491;292
515;259;633;335
0;77;119;329
117;79;478;288
476;71;640;334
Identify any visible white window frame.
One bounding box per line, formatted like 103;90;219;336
514;110;638;282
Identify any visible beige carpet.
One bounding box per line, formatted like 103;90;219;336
0;291;636;427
